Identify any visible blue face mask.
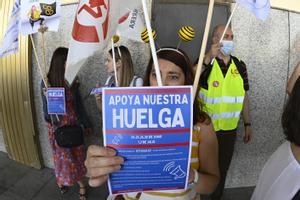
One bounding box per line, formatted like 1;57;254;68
221;40;234;56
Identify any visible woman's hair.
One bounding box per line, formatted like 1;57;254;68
47;47;68;87
109;46;134;87
282;77;300;146
144;47;210;124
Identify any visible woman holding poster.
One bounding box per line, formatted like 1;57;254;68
95;46;143;111
41;47;91;200
86;47;220;200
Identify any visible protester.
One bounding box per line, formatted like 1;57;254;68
41;47;91;200
251;77;300;200
95;46;143;110
85;47;220;200
287;62;300;95
199;24;252;200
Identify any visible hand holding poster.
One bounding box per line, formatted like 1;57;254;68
20;0;61;35
102;86;193;194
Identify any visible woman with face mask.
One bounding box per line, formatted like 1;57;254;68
85;47;220;200
95;46;143;111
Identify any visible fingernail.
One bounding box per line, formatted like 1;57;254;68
118;157;125;163
107;148;116;156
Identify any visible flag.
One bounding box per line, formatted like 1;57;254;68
116;6;145;42
0;0;21;58
236;0;270;21
20;0;61;35
65;0;141;85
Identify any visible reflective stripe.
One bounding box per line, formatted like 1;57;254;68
200;92;244;104
210;111;241;120
190;158;199;163
192;142;198;146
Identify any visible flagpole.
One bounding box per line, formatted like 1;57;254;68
41;30;48;79
193;0;215;101
210;3;238;64
111;39;119;87
29;34;48;88
141;0;163;86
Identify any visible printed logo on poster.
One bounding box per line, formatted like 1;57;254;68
102;86;193;195
47;87;66;115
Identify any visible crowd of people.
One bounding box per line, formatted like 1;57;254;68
41;24;300;200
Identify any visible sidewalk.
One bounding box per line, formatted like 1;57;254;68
0;152;254;200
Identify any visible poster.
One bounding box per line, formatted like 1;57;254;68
47;87;66;115
103;86;193;194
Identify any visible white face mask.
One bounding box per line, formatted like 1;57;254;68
221;40;234;56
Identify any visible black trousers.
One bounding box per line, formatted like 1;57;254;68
210;130;237;200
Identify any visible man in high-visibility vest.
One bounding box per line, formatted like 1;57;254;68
199;24;252;200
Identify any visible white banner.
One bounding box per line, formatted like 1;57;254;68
0;0;21;58
20;0;61;35
116;6;145;42
65;0;141;85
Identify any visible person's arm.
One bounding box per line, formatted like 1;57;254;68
85;145;124;187
189;122;219;194
242;92;252;144
287;62;300;95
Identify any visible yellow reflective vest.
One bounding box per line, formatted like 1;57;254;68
199;58;245;132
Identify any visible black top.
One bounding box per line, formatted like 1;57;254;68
199;55;249;91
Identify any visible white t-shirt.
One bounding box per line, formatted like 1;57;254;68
251;141;300;200
104;75;143;87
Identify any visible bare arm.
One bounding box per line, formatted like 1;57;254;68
193;122;220;194
287;62;300;95
242;92;252;143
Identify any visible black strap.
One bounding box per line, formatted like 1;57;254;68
231;56;245;76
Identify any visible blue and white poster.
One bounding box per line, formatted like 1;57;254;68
102;86;193;195
47;87;66;115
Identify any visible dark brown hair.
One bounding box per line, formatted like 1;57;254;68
109;46;134;87
144;47;210;125
47;47;68;87
282;77;300;146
